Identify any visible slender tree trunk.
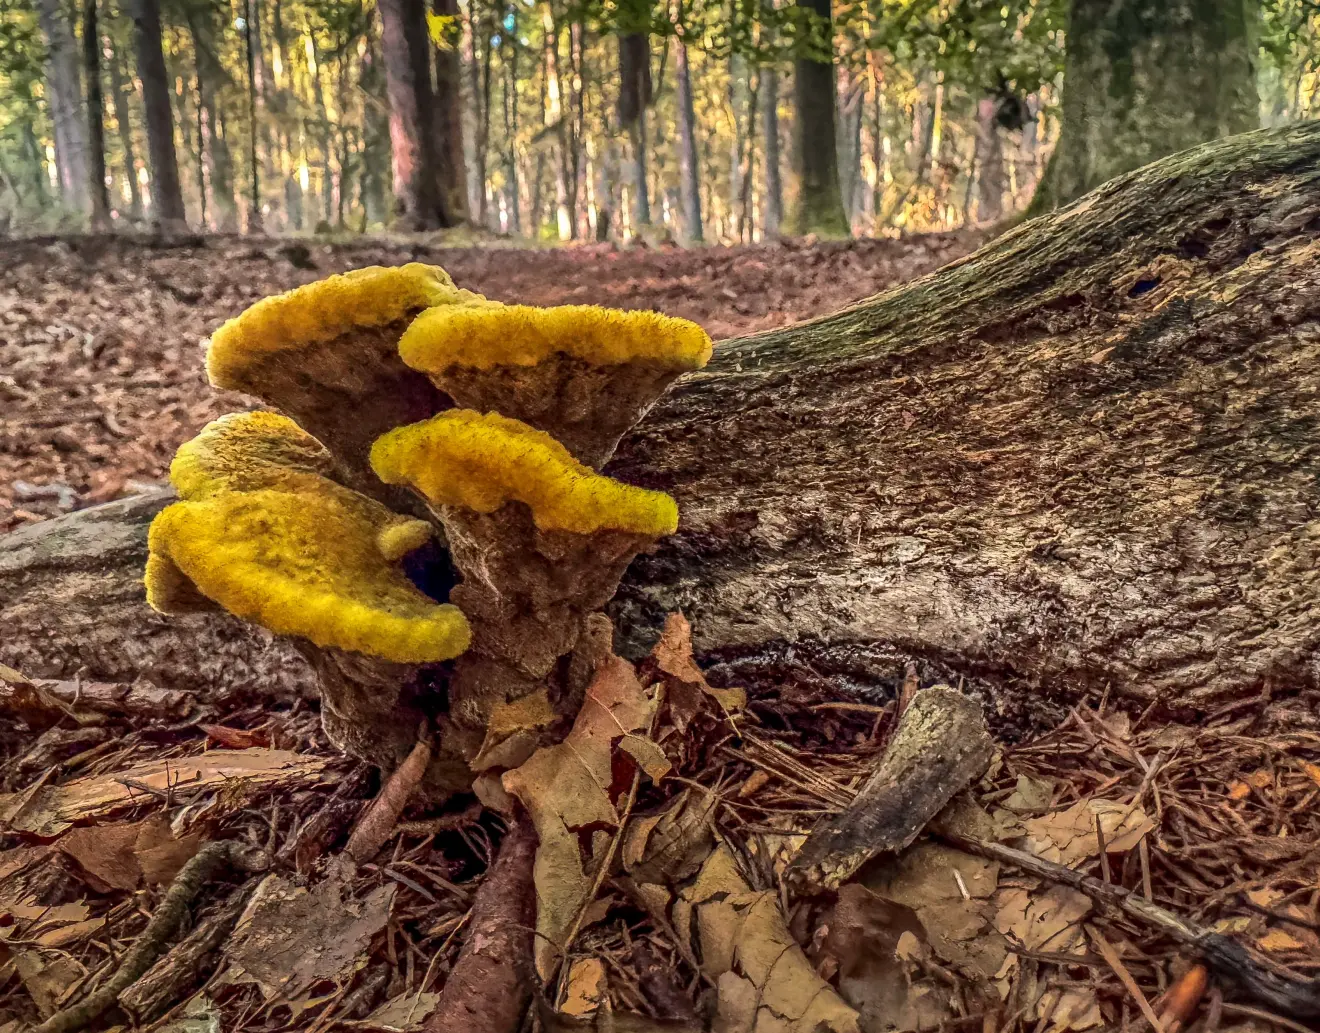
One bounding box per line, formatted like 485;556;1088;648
431;0;469;220
975;97;1004;224
1031;0;1260;213
21;121;50;205
739;72;759;243
188;11;238;231
836;72;863;231
466;1;489;226
502;14;521;235
34;0;91;217
761;65;783;236
617;32;651;230
104;37;142;219
128;0;187;232
479;11;494;228
242;0;263;232
358;23;389;228
377;0;453;229
674;36;703;243
786;0;847;237
13;127;1320;715
82;0;112;229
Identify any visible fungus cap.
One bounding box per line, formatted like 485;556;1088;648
398;304;713;374
169;410;335;498
370;410;679;537
207;263;478;389
147;489;470;664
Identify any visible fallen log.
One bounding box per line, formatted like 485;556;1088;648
5;123;1320;711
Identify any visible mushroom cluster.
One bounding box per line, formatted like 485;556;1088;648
146;264;711;792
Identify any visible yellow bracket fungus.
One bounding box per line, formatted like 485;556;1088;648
146;412;470;665
396;303;712;469
370;410;679;537
147;491;469;664
203;263;489;507
207;263;475;387
398;304;713;373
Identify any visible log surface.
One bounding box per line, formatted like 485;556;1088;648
5;123;1320;711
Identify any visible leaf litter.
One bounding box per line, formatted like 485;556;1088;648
3;235;1320;1033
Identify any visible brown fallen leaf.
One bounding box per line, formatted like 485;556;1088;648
472;689;558;772
11;949;86;1018
646;612;745;729
0;748;330;836
198;724;271;749
504;656;657;978
58;821;142;891
1257;928;1308;952
135;813;203;886
368;992;441;1029
1023;798;1155;868
562;957;608;1017
685;844;859;1033
223;866;395;1000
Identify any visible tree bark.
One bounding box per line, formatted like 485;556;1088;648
7;125;1320;717
618;32;651;230
786;0;848;238
377;0;453;230
1030;0;1260;214
35;0;91;217
188;9;239;232
432;0;469;221
128;0;187;233
82;0;112;230
674;36;703;243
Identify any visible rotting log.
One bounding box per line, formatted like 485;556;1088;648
5;123;1320;714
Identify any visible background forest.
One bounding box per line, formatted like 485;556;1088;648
3;0;1320;243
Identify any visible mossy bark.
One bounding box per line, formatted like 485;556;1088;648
1030;0;1259;213
6;124;1320;718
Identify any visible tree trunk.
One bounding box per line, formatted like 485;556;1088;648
35;0;91;217
377;0;453;230
618;32;651;230
432;0;469;221
242;0;264;233
128;0;187;233
974;96;1004;224
786;0;848;237
1030;0;1260;213
8;125;1320;717
82;0;112;230
188;10;238;232
761;66;782;236
674;37;703;243
105;37;142;220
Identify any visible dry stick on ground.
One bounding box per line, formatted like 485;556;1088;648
941;834;1320;1022
118;881;256;1023
422;815;539;1033
345;734;432;863
788;685;993;890
34;840;269;1033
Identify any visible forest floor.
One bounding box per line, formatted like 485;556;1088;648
4;232;1319;1033
0;230;976;531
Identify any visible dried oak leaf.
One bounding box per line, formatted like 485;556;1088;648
683;844;859;1033
1023;798;1155;868
503;655;657;978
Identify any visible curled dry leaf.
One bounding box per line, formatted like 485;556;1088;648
647;612;745;730
682;844;859;1033
56;813;201;892
503;655;658;978
561;957;608;1017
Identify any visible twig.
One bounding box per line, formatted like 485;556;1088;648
941;833;1320;1022
345;735;431;864
34;840;268;1033
423;816;538;1033
1219;1001;1317;1033
1089;926;1164;1032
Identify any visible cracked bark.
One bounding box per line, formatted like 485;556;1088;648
5;124;1320;715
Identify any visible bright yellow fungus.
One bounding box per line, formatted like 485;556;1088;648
207;263;481;388
147;489;470;664
169;411;334;498
370;410;679;537
398;304;713;373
